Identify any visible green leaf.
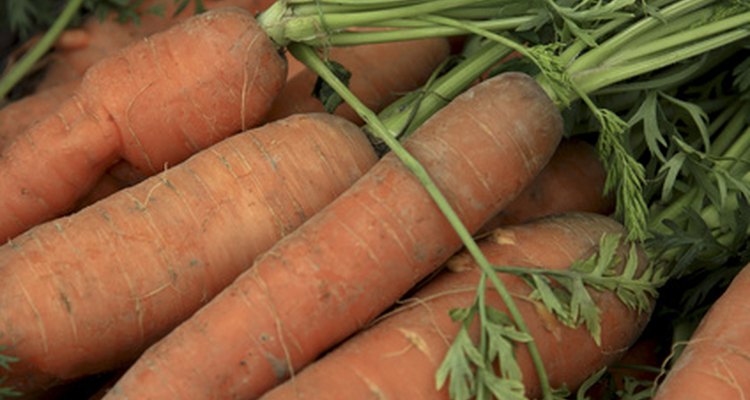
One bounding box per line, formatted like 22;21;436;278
531;275;571;325
628;91;666;161
479;369;527;400
312;60;352;114
436;327;483;400
484;310;531;381
570;277;602;345
659;92;710;153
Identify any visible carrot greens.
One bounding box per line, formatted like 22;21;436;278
280;0;749;398
1;0;749;398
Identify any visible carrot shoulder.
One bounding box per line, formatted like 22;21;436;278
0;113;376;395
0;7;286;241
654;262;750;399
104;71;564;400
259;213;653;399
265;37;451;124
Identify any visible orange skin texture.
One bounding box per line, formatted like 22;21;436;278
0;7;286;241
37;0;278;90
654;263;750;399
0;113;377;395
260;213;653;399
0;80;81;148
265;38;451;125
479;138;614;232
104;72;563;400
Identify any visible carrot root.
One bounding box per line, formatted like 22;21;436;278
0;113;376;395
104;71;564;400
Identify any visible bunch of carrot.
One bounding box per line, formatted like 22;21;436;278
1;0;749;399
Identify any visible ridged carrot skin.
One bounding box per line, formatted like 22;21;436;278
654;262;750;399
259;213;652;399
265;38;451;124
104;72;564;400
0;113;377;395
479;138;614;233
0;80;81;149
37;0;278;90
0;7;286;242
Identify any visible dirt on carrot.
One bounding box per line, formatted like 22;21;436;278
0;113;376;395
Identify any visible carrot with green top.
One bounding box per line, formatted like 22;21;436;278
104;71;563;400
266;37;451;124
259;213;653;399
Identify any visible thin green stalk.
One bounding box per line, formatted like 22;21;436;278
321;16;536;46
475;273;491;399
711;103;750;157
611;6;717;55
603;11;750;66
574;29;750;94
567;0;717;74
370;40;512;140
0;0;85;100
286;42;554;400
260;0;486;45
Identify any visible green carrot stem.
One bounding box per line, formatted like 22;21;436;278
261;0;485;46
566;0;717;74
322;17;535;46
603;11;750;66
0;0;85;100
370;40;512;141
286;41;554;400
573;29;750;95
611;6;717;56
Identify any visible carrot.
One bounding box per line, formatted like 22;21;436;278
653;262;750;399
0;79;80;149
37;0;278;90
0;112;377;395
103;71;563;400
479;138;614;233
265;38;451;124
258;213;652;399
0;7;286;242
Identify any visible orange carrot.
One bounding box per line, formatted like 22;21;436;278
0;113;377;395
265;38;450;124
259;213;652;399
653;262;750;399
104;71;563;400
0;79;80;148
0;7;286;241
37;0;278;90
479;138;614;233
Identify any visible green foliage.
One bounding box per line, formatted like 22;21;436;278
497;234;665;345
0;347;20;399
436;304;530;400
